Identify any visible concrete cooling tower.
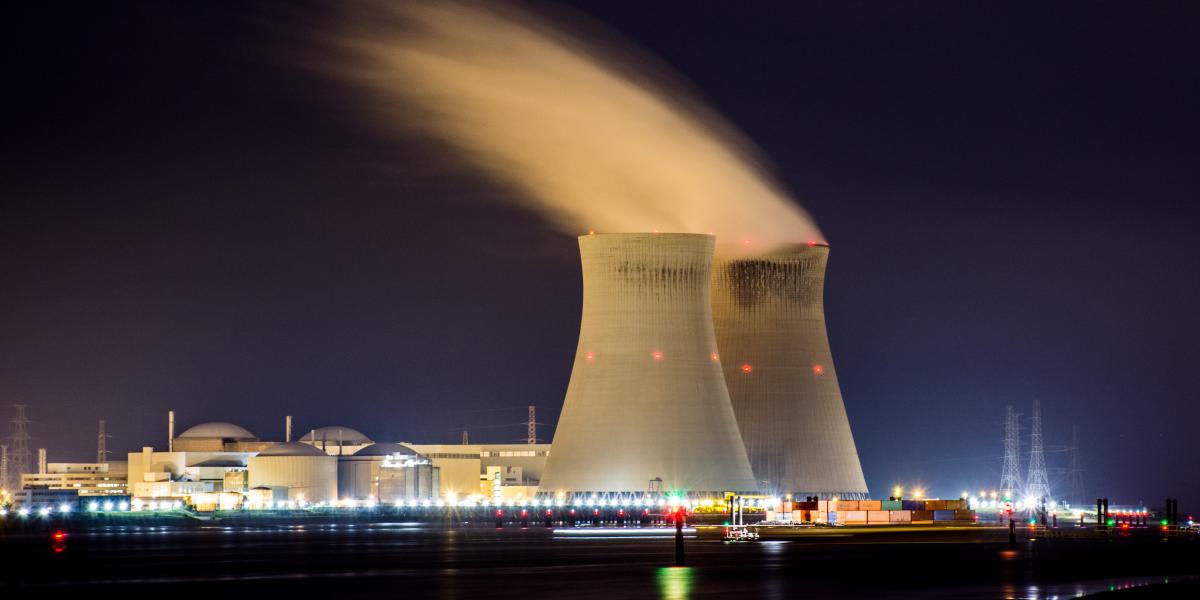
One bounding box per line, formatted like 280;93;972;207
539;233;758;497
711;243;869;499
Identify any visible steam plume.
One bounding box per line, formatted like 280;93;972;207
323;1;821;250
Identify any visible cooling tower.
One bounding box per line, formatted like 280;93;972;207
712;243;869;499
539;233;758;496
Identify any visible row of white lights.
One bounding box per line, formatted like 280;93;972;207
241;496;781;510
1;497;784;515
0;500;130;518
0;499;191;517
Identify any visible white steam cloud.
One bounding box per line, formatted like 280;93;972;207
322;1;822;250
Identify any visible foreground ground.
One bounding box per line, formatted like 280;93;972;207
1;520;1197;598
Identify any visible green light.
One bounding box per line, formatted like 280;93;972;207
1160;519;1169;526
1107;519;1115;526
657;567;694;600
1028;518;1036;525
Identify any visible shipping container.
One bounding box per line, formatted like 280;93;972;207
901;500;924;511
843;510;867;524
859;500;882;511
933;509;956;521
867;510;890;523
812;511;828;524
782;501;793;513
817;500;828;512
889;510;912;523
924;500;947;511
911;510;933;521
795;501;818;510
955;509;974;521
881;500;903;510
836;500;860;511
944;499;965;510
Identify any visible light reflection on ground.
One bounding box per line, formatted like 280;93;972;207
657;567;693;600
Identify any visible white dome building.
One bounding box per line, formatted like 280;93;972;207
299;426;374;456
173;421;269;452
248;442;337;502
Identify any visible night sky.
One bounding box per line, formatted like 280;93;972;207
4;2;1198;504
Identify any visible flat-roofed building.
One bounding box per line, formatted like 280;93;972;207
20;461;129;497
403;443;549;501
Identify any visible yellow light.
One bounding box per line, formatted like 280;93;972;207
893;486;902;497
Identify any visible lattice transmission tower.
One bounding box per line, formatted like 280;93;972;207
8;405;31;481
1025;399;1051;505
527;405;537;444
1067;424;1085;506
1;444;9;491
97;420;110;464
999;405;1021;502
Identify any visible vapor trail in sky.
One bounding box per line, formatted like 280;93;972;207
324;0;821;251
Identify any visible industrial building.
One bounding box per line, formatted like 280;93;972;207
406;443;549;502
300;425;374;456
125;420;264;499
127;445;251;499
103;413;553;507
712;243;869;499
337;442;439;502
247;442;338;502
19;460;128;497
539;233;759;497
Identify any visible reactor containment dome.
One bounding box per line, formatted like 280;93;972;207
539;233;758;498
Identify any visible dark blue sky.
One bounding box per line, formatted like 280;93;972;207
3;2;1197;505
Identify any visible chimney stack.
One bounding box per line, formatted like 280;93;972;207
38;448;47;474
168;410;175;452
285;415;293;443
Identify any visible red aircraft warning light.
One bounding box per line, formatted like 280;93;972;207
53;531;66;542
812;364;825;375
741;363;753;374
652;351;664;361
